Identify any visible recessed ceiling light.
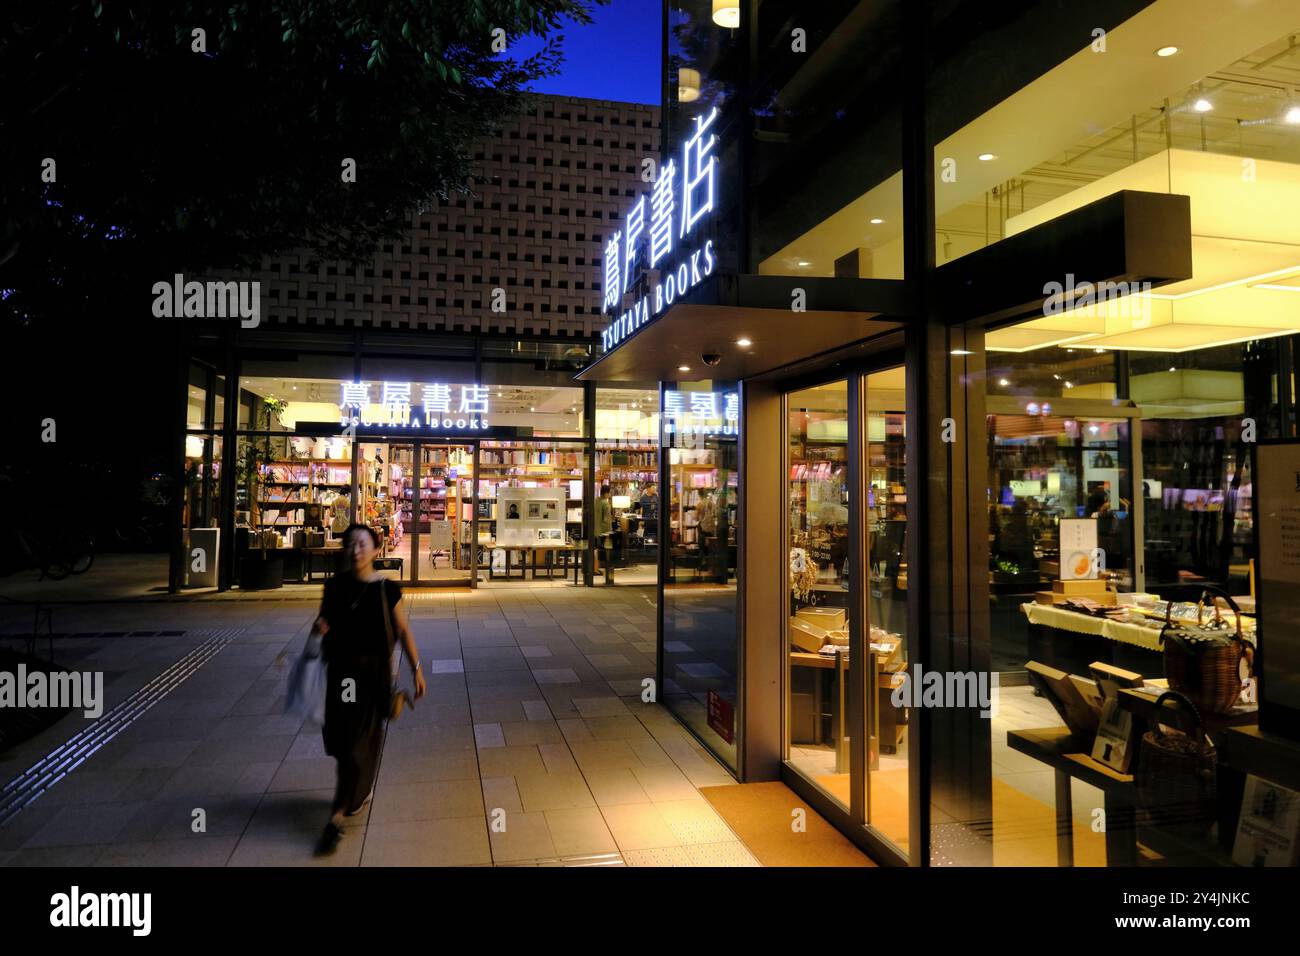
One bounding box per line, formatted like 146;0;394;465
736;338;752;347
1155;45;1179;57
1094;347;1106;353
797;260;811;267
998;378;1010;387
951;349;974;355
678;365;691;372
1194;98;1213;113
978;153;997;161
869;217;884;225
1285;106;1300;125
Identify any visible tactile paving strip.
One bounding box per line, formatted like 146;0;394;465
0;627;244;826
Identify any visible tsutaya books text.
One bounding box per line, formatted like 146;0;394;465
601;107;722;352
338;381;491;431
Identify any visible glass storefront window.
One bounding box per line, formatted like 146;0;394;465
597;387;660;585
750;1;906;279
787;380;852;810
661;381;740;769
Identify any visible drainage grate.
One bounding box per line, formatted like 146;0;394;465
0;627;243;827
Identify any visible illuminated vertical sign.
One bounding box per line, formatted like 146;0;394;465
601;107;723;351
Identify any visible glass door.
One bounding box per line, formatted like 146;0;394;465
421;442;475;585
786;380;854;812
783;366;911;861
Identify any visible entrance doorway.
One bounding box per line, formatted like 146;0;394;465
356;439;477;586
782;366;911;862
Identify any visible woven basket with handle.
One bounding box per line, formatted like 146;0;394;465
1159;586;1254;715
1134;690;1217;833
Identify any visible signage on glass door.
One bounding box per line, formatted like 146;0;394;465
664;389;738;436
338;381;491;430
601;107;722;352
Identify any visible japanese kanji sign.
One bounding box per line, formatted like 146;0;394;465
601;107;722;352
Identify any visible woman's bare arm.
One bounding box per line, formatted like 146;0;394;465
391;601;426;699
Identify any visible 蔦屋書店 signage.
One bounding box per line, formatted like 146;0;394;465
664;389;738;436
337;381;491;431
601;107;723;352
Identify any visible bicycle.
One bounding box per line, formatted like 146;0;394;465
14;528;95;581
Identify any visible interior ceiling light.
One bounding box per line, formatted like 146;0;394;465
869;217;884;224
678;365;691;372
951;349;974;355
978;152;997;161
1286;106;1300;125
1193;98;1213;113
1156;46;1179;57
711;0;740;28
797;260;811;267
736;337;752;347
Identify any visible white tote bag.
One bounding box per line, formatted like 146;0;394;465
285;634;327;725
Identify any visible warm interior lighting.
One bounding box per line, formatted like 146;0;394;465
1286;105;1300;125
978;152;997;161
711;0;740;29
951;349;974;355
1193;97;1213;112
1156;45;1179;57
678;365;691;372
677;67;700;103
870;217;884;224
611;495;632;510
736;337;752;347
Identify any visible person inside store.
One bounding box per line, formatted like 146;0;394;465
310;523;425;855
593;484;613;577
1086;488;1130;569
638;484;659;522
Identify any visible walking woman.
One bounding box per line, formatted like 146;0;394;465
310;523;425;854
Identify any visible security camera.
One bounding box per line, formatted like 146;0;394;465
701;352;722;367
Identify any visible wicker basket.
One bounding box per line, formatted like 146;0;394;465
1160;586;1254;715
1134;691;1217;834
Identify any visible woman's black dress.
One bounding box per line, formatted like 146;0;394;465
317;575;402;813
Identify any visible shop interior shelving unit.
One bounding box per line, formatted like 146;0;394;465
472;443;585;548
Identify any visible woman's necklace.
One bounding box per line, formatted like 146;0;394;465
348;578;375;611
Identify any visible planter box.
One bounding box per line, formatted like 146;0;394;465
240;553;284;590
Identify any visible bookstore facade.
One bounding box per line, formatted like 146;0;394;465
574;0;1300;866
179;328;663;591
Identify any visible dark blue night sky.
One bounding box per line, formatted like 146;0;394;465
509;0;661;105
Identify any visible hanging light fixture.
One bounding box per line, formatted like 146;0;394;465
678;67;701;103
712;1;740;28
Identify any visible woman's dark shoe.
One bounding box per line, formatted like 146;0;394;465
315;822;344;856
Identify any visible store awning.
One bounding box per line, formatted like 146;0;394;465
576;274;904;384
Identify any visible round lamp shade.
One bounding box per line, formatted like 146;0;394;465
678;67;701;103
712;1;740;29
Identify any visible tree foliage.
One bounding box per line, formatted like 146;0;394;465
0;0;604;323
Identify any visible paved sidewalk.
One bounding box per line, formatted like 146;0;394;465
0;586;756;867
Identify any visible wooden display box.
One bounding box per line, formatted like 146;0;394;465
796;606;846;630
1035;590;1117;606
1052;579;1109;595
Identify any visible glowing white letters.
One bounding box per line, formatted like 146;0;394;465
599;108;724;353
680;107;718;239
337;382;491;431
649;159;676;269
603;232;622;311
663;389;738;436
623;195;645;295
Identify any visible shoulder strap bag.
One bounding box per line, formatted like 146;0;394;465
379;579;413;720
